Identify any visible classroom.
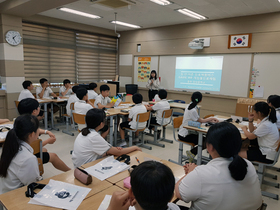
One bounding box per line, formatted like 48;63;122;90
0;0;280;209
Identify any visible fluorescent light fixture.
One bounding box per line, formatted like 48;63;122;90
150;0;172;5
58;7;101;19
110;21;141;29
176;8;207;20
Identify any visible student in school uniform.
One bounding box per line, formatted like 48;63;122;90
119;93;147;147
18;80;35;101
72;108;141;168
107;161;181;210
267;94;280;129
178;92;218;162
146;70;160;101
66;85;80;116
239;102;279;164
88;82;98;100
145;89;170;139
0;119;10;124
175;122;262;210
94;84;114;108
36;78;57;99
59;79;72;96
18;98;71;172
0;115;42;194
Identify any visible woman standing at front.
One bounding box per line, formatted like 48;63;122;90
146;70;160;101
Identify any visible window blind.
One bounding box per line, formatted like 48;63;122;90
22;22;117;84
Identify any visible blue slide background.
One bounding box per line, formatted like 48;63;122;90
175;69;222;91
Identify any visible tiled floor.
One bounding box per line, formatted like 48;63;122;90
1;121;280;209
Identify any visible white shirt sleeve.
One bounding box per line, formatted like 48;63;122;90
152;102;160;111
146;80;152;88
190;109;200;121
59;86;64;94
47;87;53;94
94;96;102;107
91;137;112;156
36;87;41;98
128;107;135;119
179;169;202;203
153;79;160;88
107;97;111;104
18;156;41;186
253;123;270;137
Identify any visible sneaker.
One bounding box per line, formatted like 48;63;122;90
157;130;161;140
118;140;127;147
186;150;195;163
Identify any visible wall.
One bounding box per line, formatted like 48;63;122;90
119;12;280;115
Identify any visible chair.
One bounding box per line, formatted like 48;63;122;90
124;111;152;150
147;109;173;148
257;203;267;210
30;139;44;176
14;101;20;115
72;112;86;133
168;116;196;165
172;100;185;117
89;99;95;104
61;102;75;136
253;141;280;200
204;114;214;119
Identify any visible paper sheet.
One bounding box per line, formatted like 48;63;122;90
253;86;264;98
98;195;135;210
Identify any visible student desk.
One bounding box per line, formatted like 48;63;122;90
0;121;13;144
183;115;247;165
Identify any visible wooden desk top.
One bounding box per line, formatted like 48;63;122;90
149;101;201;109
0;169;112;210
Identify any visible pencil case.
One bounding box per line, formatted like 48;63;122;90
74;167;92;185
188;121;201;128
123;176;131;189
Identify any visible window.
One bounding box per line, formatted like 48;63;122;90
22;22;117;84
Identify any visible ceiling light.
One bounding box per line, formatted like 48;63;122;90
176;8;207;20
58;7;101;19
150;0;172;5
110;21;141;29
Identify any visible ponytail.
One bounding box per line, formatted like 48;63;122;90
188;92;202;110
206;122;248;181
228;155;248;181
81;127;91;136
268;107;277;123
0;130;21;177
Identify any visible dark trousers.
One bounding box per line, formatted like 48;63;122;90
178;134;206;155
148;89;158;101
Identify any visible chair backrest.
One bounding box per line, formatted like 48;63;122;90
173;100;185;104
15;101;20;115
162;109;173;118
72;113;86;125
134;111;151;131
172;116;183;142
30;139;44;176
89;99;95;104
204;114;214;119
257;202;267;210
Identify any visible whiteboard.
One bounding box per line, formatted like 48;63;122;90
133;56;159;88
253;53;280;98
158;54;252;97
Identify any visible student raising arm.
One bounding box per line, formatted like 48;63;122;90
72;109;141;168
0;115;42;194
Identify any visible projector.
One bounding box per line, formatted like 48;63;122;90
188;39;204;50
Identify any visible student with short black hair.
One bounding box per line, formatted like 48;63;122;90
267;94;280;129
178;92;218;162
175;122;262;210
18;80;35;101
145;89;170;138
36;78;57;99
146;70;160;101
66;85;80;116
59;79;72;96
0;115;42;194
88;82;98;100
18;98;71;172
240;102;279;163
119;93;147;147
94;84;114;108
72;109;141;168
107;161;180;210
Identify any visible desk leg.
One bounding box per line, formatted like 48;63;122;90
44;103;48;130
114;116;118;146
197;132;203;165
109;115;114;146
50;103;59;131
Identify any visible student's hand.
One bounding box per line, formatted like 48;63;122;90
188;163;197;173
46;130;55;138
183;163;190;174
46;136;56;144
210;118;219;123
134;146;142;152
116;147;123;150
108;103;114;107
241;126;248;131
107;191;131;210
248;112;254;121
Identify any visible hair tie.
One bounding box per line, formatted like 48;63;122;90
195;98;198;102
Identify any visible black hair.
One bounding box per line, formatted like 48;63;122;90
158;89;167;99
149;70;157;80
132;93;143;104
0;115;39;177
81;109;106;136
188;91;202;110
18;98;39;115
206;122;248;181
72;86;80;94
267;95;280;109
89;83;97;90
253;101;277;123
100;84;110;92
22;80;32;89
63;79;71;85
76;88;88;100
39;78;48;84
130;161;175;210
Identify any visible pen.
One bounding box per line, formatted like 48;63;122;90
70;191;79;202
135;157;140;164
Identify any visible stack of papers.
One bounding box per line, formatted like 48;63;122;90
29;180;91;210
98;195;135;210
85;156;130;181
